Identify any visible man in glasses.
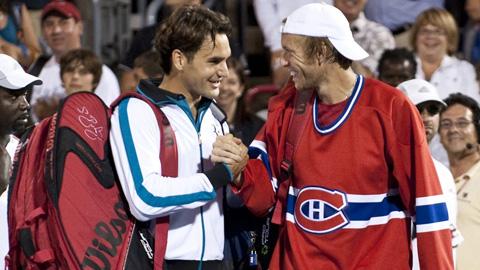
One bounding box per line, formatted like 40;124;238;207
438;92;480;269
398;79;461;269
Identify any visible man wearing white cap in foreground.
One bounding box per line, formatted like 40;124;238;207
0;53;42;270
398;79;462;269
213;3;453;269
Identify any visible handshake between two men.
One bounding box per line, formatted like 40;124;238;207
211;134;249;187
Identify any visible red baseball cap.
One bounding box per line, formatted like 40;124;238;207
42;1;81;22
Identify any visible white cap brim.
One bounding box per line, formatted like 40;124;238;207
0;72;42;90
329;38;369;61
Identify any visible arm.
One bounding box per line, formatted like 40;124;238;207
110;98;232;221
231;133;277;217
390;97;453;269
18;4;40;65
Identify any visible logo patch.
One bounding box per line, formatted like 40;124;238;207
294;186;349;234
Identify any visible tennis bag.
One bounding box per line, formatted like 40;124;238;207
7;92;176;269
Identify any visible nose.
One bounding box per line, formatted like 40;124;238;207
18;94;30;111
52;23;62;34
218;61;229;78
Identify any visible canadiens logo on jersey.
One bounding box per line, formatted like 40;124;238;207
294;187;349;234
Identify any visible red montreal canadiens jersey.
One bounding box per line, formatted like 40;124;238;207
235;76;453;270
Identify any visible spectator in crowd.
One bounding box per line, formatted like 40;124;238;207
110;5;247;269
0;1;41;67
364;0;444;48
439;93;480;270
253;0;333;88
463;0;480;65
377;48;416;87
334;0;395;76
0;53;42;270
398;79;462;269
215;3;453;269
120;50;163;93
218;57;266;270
60;48;102;96
411;8;480;102
217;57;264;145
30;0;119;121
378;47;450;170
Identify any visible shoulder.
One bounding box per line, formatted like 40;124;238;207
101;65;119;81
360;78;410;108
443;56;475;71
267;81;296;112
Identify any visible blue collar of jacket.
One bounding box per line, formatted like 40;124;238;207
135;79;222;127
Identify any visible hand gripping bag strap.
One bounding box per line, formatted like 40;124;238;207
111;92;178;270
271;88;314;225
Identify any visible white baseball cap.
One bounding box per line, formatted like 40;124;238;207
397;79;446;107
0;54;42;90
281;3;369;61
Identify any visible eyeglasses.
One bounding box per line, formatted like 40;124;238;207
418;27;446;37
416;103;441;116
439;120;474;130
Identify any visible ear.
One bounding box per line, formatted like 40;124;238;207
76;21;84;36
172;49;186;72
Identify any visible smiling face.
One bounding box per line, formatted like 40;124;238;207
281;34;323;90
179;33;231;100
440;104;478;155
0;87;30;136
415;23;449;59
217;66;243;111
42;15;83;57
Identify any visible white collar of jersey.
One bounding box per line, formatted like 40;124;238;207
313;75;364;135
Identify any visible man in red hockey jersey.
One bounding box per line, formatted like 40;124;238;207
212;3;453;270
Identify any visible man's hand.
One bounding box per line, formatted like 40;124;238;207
211;134;248;186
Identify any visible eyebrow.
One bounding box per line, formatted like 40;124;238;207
440;117;471;122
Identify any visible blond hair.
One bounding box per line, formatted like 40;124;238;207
410;8;458;55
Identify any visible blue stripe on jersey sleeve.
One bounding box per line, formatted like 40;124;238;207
415;203;449;225
248;146;272;179
118;99;216;208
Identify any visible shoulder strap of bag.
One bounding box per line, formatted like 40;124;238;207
271;88;314;225
111;92;178;270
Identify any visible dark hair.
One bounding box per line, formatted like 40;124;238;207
441;93;480;142
60;49;102;87
303;36;352;70
134;50;164;78
378;48;417;75
154;5;232;74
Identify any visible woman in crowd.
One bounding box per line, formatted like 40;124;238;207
411;8;480;101
218;57;267;270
